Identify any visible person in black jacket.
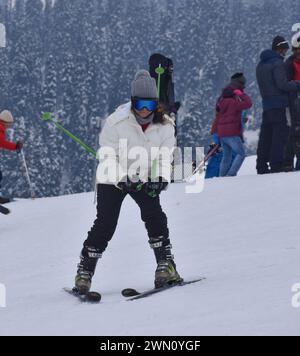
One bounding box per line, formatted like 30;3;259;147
283;35;300;171
256;36;300;174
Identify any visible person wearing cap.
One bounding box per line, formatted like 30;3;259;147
283;34;300;171
256;36;300;174
73;70;182;295
0;110;23;204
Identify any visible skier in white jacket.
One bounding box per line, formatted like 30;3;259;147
74;70;182;294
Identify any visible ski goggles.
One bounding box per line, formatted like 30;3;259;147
132;98;158;112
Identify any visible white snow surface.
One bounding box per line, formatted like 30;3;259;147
0;158;300;336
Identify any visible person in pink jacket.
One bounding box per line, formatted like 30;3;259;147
216;73;252;177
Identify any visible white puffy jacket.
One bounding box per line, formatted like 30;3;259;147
96;102;175;185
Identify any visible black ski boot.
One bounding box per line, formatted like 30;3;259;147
149;236;183;289
75;246;102;295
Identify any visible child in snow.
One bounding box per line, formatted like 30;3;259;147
74;70;182;294
0;110;23;204
204;133;222;179
215;73;252;177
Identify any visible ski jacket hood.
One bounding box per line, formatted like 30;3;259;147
260;49;283;63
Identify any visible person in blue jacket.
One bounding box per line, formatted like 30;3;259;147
256;36;300;174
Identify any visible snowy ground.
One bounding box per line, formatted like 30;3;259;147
0;157;300;336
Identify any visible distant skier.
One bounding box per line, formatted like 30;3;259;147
214;73;252;177
0;110;23;204
256;36;300;174
74;70;182;295
283;34;300;171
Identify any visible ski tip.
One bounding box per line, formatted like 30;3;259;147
121;288;140;298
0;207;10;215
87;291;102;303
63;287;102;303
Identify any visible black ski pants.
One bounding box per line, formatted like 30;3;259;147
84;184;169;253
256;109;289;173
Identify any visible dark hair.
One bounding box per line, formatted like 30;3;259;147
231;72;244;80
153;103;169;124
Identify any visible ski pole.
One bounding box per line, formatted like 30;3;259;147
155;65;165;100
185;144;221;181
20;149;36;199
41;112;97;158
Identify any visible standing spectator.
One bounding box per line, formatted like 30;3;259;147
216;73;252;177
256;36;300;174
283;35;300;171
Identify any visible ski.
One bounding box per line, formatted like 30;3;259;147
63;287;101;303
0;204;10;215
122;277;205;301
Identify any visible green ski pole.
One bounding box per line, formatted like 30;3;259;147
155;65;165;100
41;112;97;157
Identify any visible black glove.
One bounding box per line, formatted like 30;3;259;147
144;177;168;198
117;177;143;193
208;143;221;154
16;140;24;153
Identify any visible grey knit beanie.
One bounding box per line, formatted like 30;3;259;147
131;70;158;99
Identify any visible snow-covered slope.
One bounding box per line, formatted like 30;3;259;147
0;169;300;336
